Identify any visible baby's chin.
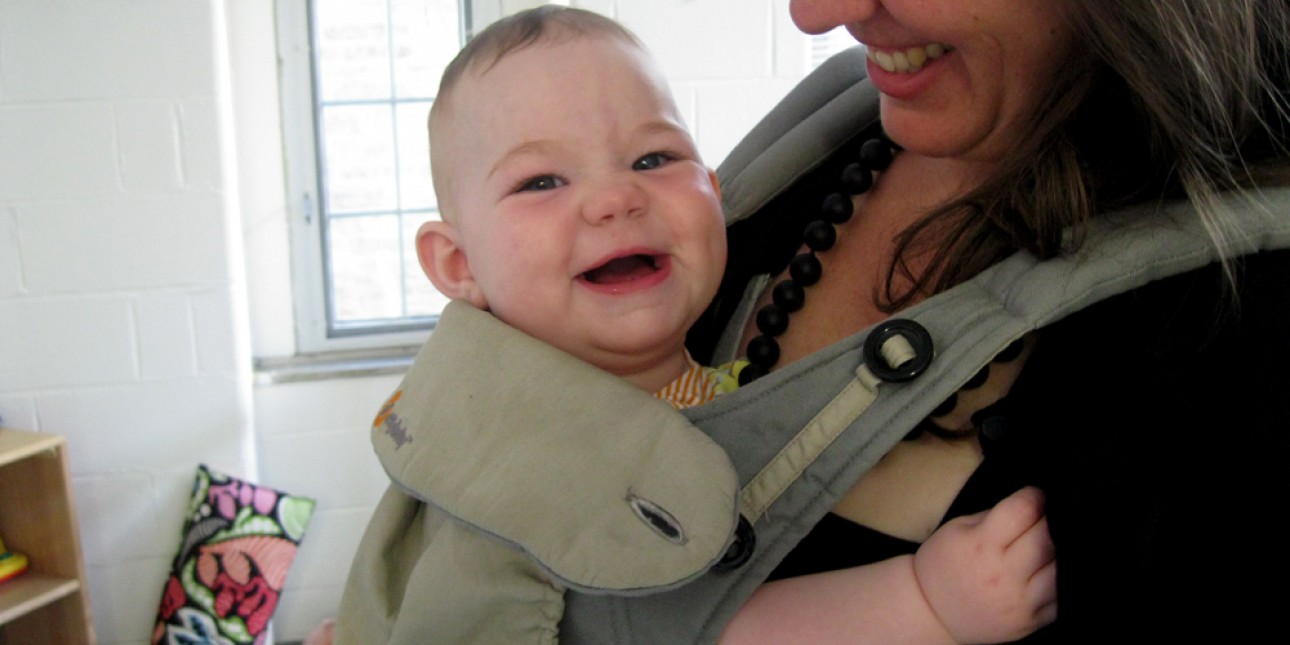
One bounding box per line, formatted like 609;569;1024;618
574;335;691;381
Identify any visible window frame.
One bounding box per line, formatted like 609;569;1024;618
276;0;472;354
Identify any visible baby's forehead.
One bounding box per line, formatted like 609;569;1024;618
438;34;664;132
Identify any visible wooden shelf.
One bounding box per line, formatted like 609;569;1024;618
0;574;81;624
0;428;93;644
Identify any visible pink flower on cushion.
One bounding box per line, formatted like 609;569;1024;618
211;570;278;636
209;480;278;519
158;575;186;620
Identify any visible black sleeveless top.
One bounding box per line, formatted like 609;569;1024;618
757;249;1290;643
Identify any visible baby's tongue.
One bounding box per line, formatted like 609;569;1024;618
584;254;656;284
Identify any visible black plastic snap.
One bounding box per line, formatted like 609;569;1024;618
862;319;934;383
712;515;756;571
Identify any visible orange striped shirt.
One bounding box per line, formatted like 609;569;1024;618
653;355;744;410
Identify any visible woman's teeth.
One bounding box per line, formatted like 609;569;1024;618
867;43;950;73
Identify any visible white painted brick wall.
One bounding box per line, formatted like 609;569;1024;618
0;104;121;202
0;0;218;102
15;196;232;293
0;297;138;390
0;209;20;296
253;375;401;639
0;1;252;643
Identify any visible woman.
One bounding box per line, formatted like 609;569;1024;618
558;0;1290;642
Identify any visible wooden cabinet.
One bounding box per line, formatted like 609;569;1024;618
0;429;93;644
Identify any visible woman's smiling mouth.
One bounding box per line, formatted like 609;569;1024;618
866;43;953;73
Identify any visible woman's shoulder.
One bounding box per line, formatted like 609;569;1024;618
1045;246;1290;364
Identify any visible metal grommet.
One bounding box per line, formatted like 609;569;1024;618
712;515;756;571
862;319;933;383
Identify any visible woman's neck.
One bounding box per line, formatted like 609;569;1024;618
738;151;988;365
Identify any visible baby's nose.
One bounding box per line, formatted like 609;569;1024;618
582;175;647;223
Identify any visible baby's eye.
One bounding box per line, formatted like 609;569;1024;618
632;152;675;171
517;175;565;192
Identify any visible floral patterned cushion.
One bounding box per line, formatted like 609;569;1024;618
153;465;316;645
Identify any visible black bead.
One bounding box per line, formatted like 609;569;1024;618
747;335;781;368
802;220;836;252
979;415;1008;443
860;138;893;170
772;280;806;312
962;364;990;390
930;392;958;418
737;363;768;385
821;192;853;223
789;253;822;286
755;304;789;336
993;338;1025;363
840;162;874;194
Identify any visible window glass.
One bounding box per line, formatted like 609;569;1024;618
305;0;459;343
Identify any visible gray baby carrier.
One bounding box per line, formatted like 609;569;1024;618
555;46;1290;643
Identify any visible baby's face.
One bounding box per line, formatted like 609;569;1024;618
435;35;726;377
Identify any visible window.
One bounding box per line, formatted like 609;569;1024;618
278;0;468;353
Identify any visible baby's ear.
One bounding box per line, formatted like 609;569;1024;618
415;220;487;309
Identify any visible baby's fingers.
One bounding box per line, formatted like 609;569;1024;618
979;486;1047;545
1015;514;1056;567
1028;558;1059;628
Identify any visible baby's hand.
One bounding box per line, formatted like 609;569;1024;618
913;486;1057;644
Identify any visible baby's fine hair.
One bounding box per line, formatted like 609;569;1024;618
426;6;646;220
431;6;643;123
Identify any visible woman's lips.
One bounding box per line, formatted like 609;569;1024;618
866;43;952;73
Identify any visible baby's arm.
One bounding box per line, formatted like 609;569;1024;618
720;487;1057;645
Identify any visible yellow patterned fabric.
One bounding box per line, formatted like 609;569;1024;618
653;355;746;410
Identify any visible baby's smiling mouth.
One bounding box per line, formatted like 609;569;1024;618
581;254;662;285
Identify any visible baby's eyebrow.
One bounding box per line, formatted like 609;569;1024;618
487;140;561;180
636;120;690;140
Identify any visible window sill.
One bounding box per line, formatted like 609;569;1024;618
253;346;420;385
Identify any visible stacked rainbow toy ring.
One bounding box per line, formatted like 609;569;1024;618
0;537;28;583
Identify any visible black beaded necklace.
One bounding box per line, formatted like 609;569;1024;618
738;135;897;385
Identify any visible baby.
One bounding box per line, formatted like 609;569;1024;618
334;7;1055;644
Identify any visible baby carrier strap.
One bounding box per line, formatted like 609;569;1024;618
558;48;1290;643
717;46;878;226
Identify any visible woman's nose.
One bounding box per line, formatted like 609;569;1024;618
789;0;880;35
581;175;647;224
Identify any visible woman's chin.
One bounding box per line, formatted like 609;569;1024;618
880;102;1016;168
